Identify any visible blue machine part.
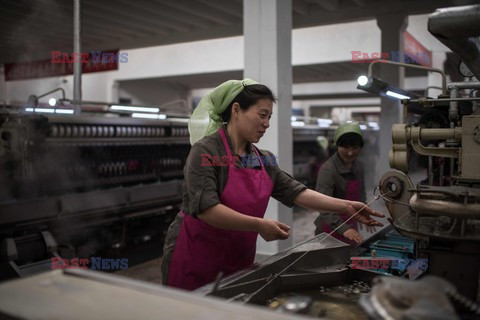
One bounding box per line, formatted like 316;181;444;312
352;230;417;275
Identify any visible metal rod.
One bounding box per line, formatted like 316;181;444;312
439;159;444;187
448;81;480;90
406;97;480;103
64;99;109;106
211;272;224;294
450;158;455;186
368;60;447;95
428;155;433;185
36;88;66;100
449;88;459;127
73;0;82;115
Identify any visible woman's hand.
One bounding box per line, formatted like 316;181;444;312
345;201;384;226
258;219;291;241
343;228;363;244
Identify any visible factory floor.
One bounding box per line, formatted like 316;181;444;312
114;209;319;285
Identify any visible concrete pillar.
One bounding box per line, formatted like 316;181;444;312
244;0;293;254
427;51;447;98
376;14;408;182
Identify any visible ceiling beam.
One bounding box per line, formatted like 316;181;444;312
83;23;242;56
293;0;473;29
0;7;128;45
194;0;243;19
113;0;213;31
307;64;337;76
34;0;169;36
82;2;177;34
155;0;237;26
307;0;340;12
81;2;171;36
2;0;159;41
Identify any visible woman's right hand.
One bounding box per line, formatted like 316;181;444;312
258;219;291;241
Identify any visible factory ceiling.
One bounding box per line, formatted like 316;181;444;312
1;0;477;91
2;0;478;65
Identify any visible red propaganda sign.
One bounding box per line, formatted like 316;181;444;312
4;50;126;81
403;32;432;67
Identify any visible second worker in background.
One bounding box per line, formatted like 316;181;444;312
314;122;368;245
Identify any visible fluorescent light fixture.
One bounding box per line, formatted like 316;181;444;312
131;113;167;119
25;107;73;114
291;116;297;121
357;76;387;93
291;121;305;127
359;124;368;130
34;108;55;113
357;76;414;101
111;105;160;113
48;98;57;106
56;109;74;114
317;118;333;125
357;75;369;86
386;90;410;100
168;118;189;123
368;122;379;127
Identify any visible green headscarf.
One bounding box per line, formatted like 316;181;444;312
188;78;258;145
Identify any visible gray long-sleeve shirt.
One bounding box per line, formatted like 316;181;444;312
314;152;366;236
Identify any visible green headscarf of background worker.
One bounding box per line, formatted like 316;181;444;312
314;122;370;245
161;80;384;291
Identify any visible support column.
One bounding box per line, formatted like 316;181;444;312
73;0;82;114
244;0;293;254
376;14;408;182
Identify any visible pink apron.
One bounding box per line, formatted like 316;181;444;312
167;128;274;290
322;179;361;246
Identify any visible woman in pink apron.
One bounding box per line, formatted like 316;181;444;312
162;80;383;291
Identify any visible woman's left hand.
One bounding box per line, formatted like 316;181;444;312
345;201;384;226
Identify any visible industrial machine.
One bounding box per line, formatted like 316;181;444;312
196;235;382;320
377;7;480;302
361;5;480;319
198;5;480;319
0;110;190;279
